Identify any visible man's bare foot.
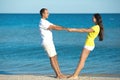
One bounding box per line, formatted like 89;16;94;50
56;74;67;79
68;75;78;79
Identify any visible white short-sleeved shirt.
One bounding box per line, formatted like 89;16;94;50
39;19;54;44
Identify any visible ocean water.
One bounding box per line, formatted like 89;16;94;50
0;14;120;75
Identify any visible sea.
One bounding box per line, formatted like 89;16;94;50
0;14;120;75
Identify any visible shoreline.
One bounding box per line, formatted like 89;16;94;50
0;74;120;80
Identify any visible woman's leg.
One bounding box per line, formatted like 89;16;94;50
69;48;91;79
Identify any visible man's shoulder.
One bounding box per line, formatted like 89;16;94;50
40;19;50;24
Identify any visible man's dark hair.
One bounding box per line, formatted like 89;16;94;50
40;8;47;16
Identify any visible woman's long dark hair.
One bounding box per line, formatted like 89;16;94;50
94;13;104;41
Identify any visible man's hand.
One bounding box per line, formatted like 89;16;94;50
67;28;77;32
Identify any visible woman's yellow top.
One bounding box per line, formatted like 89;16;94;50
85;25;100;46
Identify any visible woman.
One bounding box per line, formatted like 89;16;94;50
67;13;104;79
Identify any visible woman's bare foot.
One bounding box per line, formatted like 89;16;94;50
68;75;78;79
61;74;67;78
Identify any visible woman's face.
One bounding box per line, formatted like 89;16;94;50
93;16;96;23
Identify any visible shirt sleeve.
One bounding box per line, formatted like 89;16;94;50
41;20;53;30
91;25;97;32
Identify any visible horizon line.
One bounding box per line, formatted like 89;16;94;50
0;13;120;14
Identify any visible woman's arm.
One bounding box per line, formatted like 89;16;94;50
67;28;94;33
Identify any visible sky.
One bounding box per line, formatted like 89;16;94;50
0;0;120;13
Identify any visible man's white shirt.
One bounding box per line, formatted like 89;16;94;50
39;19;54;44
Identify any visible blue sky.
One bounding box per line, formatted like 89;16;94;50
0;0;120;13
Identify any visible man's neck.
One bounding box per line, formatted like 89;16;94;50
42;17;46;20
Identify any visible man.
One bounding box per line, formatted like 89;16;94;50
39;8;67;79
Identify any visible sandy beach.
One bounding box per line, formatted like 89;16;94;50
0;74;120;80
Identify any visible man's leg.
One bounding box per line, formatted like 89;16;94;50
50;55;66;78
54;56;66;78
50;55;61;77
43;43;66;78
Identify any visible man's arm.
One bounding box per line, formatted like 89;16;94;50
47;25;67;30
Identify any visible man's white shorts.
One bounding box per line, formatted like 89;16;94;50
42;42;57;57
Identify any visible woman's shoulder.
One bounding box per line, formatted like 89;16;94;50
91;25;100;31
91;25;99;29
92;25;99;27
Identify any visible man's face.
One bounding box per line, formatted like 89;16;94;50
43;10;49;18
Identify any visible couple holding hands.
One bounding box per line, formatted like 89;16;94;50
39;8;104;79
